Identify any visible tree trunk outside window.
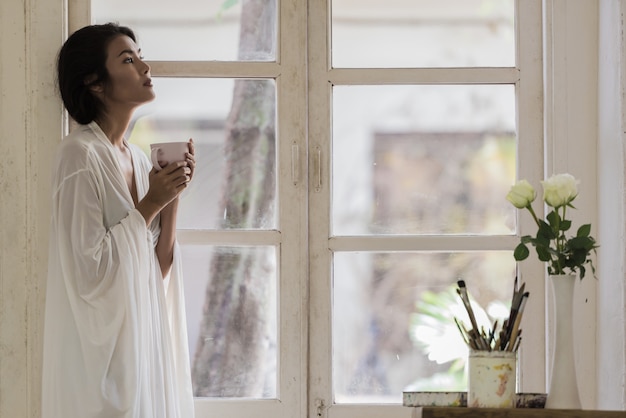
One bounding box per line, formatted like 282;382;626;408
191;0;277;397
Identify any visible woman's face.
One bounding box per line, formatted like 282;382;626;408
100;35;155;111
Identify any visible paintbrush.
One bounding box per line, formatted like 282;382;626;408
457;280;480;332
503;281;526;349
454;317;470;346
506;291;529;351
453;278;530;351
457;280;493;350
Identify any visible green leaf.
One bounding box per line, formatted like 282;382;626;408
569;236;595;251
536;246;551;262
546;210;559;227
534;233;550;247
577;224;591;237
560;220;571;231
514;243;530;260
572;250;587;266
538;220;556;240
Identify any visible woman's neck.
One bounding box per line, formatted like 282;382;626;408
96;109;133;149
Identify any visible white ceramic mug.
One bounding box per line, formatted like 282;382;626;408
150;141;189;170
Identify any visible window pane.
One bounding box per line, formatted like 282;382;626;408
332;251;515;403
128;78;277;230
332;84;516;235
182;245;278;398
331;0;514;68
91;0;277;61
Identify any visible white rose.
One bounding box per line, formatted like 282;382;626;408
541;173;579;208
506;179;536;208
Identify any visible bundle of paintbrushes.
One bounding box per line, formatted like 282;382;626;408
454;278;529;352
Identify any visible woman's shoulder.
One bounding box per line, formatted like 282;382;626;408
58;123;101;153
55;123;110;173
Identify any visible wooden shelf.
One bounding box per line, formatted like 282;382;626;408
414;407;626;418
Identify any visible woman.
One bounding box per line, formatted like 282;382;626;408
42;23;195;417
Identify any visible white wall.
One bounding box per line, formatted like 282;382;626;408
0;0;64;416
598;0;626;409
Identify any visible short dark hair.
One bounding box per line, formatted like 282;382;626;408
57;23;137;124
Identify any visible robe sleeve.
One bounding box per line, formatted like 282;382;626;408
45;142;158;416
53;164;149;301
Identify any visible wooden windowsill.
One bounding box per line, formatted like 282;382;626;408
412;407;626;418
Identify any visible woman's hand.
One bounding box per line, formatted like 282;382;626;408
185;138;196;183
152;161;188;278
149;161;189;205
137;161;189;225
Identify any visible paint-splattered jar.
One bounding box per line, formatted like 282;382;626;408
467;350;517;408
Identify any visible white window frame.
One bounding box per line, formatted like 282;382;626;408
307;1;546;417
544;0;599;408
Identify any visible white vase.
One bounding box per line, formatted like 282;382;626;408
545;274;582;409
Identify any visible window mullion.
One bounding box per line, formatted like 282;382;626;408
516;0;547;394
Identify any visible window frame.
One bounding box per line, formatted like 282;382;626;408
307;1;546;417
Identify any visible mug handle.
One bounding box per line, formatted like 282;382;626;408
150;147;164;170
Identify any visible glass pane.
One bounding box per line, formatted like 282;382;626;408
91;0;277;61
332;84;516;235
128;78;277;230
332;251;515;403
182;245;278;398
331;0;515;68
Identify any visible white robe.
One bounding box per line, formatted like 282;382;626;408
42;122;195;418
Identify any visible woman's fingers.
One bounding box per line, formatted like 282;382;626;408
160;160;186;175
186;138;196;180
152;162;189;193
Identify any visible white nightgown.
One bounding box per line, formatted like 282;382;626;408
41;122;195;418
